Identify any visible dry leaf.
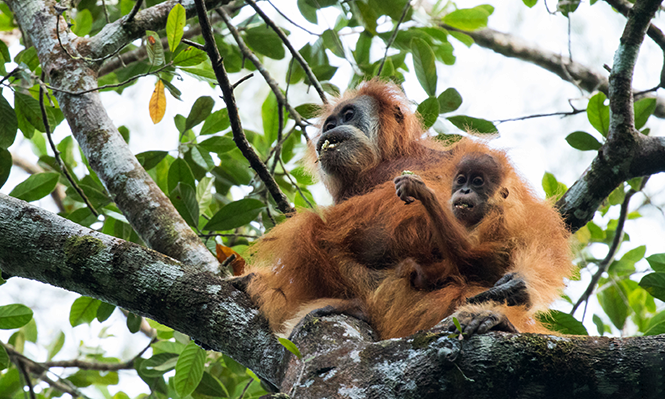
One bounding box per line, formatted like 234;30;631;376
216;243;246;276
149;80;166;124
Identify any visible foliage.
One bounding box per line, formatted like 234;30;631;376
0;0;663;397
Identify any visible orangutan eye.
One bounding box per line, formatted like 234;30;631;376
472;177;484;186
456;175;466;185
343;108;355;122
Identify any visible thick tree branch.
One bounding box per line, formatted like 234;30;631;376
556;0;665;231
0;193;286;389
7;0;221;273
442;24;665;118
85;0;232;62
195;1;295;215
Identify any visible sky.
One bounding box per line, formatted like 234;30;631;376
1;0;665;396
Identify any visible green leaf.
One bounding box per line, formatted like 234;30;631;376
294;103;320;119
449;31;474;47
565;131;602;151
262;92;281;144
537;310;588;335
322;29;344;58
200;109;230;135
14;92;45;133
22;318;37;342
195;371;230;397
127;313;142;333
0;93;17;149
0;346;8;370
174;341;206;398
46;331;65;360
558;0;580;16
0;148;10;189
278;337;302;359
96;302;116;322
244;26;285;60
166;3;186;53
298;0;318;24
437;88;462;113
621;245;646;263
145;30;165;66
9;172;60;202
634;97;656;130
170;183;200;228
411;38;437;97
587;92;609;137
72;9;93;36
69;296;101;327
0;304;33;329
173;47;207;67
204;198;265;231
290;166;315;186
186;96;214;130
447;115;497;134
647;253;665;272
442;6;492;31
523;0;538;7
140;353;179;377
168;158;196;193
136;150;168;171
199;136;235;154
597;285;628;330
416;97;439;128
639;272;665;302
592;314;605;336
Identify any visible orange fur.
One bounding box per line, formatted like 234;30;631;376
245;80;573;339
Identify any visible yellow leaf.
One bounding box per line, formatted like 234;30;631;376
215;244;246;276
149;80;166;124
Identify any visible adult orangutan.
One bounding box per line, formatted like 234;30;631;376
243;80;572;339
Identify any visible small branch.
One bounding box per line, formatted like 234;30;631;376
266;0;320;36
232;73;254;89
216;7;310;138
195;0;295;215
101;0;111;24
198;233;258;239
45;62;173;96
494;108;585;124
376;1;411;76
245;0;327;104
182;38;206;51
39;76;99;217
16;358;36;399
124;0;144;24
279;159;314;209
43;337;155;370
269;103;284;174
570;184;642;315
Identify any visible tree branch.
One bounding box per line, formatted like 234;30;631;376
556;0;665;231
442;24;665;119
0;193;286;389
195;2;295;214
8;0;222;273
244;0;327;105
216;7;310;138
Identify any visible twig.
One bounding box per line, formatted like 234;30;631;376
39;74;99;217
279;159;314;209
0;66;20;87
494;108;585;124
216;7;311;138
3;343;91;399
270;103;284;174
45;62;173;96
266;0;319;36
101;0;110;23
245;0;328;104
125;0;144;24
43;337;155;370
376;0;411;76
198;233;259;239
232;73;254;89
182;38;206;51
194;0;295;215
238;379;254;399
16;359;36;399
570;183;644;315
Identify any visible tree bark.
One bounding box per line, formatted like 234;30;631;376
6;0;222;273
